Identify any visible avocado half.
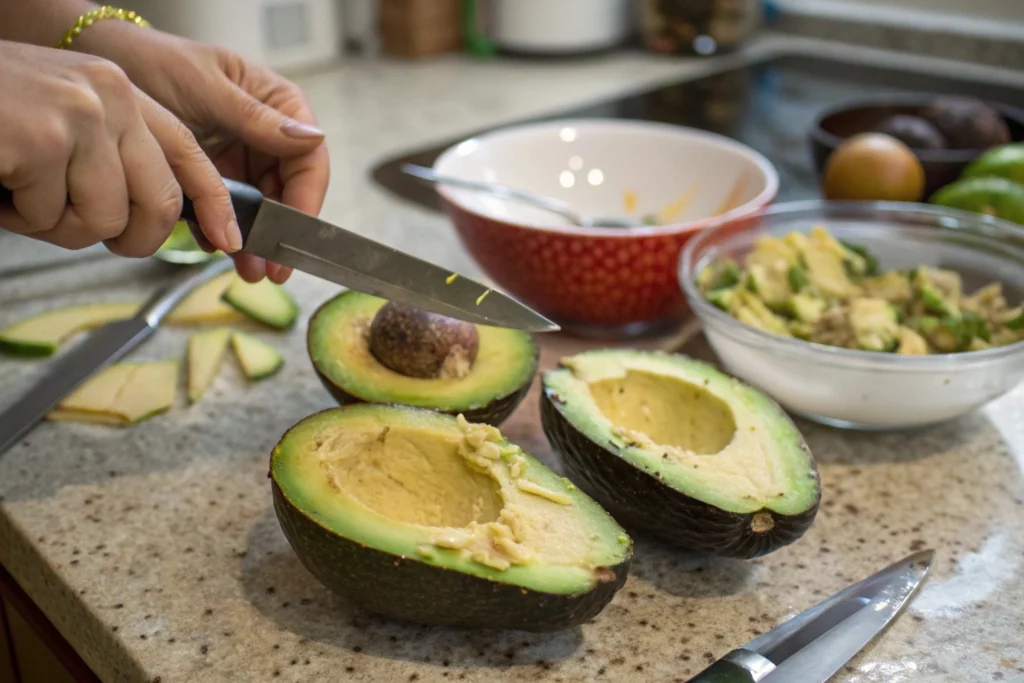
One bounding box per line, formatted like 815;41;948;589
270;404;632;631
540;349;820;559
307;291;537;426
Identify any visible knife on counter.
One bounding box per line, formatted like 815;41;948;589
686;549;934;683
0;258;235;455
0;179;558;333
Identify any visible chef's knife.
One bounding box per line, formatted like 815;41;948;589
0;180;558;333
0;258;234;456
178;178;557;332
687;549;934;683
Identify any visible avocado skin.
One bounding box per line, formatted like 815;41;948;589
311;359;535;427
539;387;820;559
272;481;630;631
307;304;538;427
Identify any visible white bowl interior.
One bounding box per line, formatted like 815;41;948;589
433;120;777;229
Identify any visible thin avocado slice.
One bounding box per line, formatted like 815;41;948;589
231;332;284;380
47;360;178;425
187;328;232;403
222;278;298;330
166;272;248;326
307;291;538;426
540;349;820;559
270;404;631;630
0;302;139;357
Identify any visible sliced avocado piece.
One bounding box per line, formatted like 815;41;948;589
541;349;820;559
745;235;799;271
0;302;139;357
914;267;961;317
166;272;248;326
788;320;816;340
729;289;792;337
307;291;538;426
270;404;631;630
895;327;929;355
745;263;791;307
1008;311;1024;332
787;265;810;294
863;271;913;304
222;278;298;330
697;257;741;291
838;239;879;277
849;298;900;352
47;360;178;425
807;226;870;278
187;328;232;403
786;293;827;324
705;287;736;311
787;230;861;299
231;332;284;381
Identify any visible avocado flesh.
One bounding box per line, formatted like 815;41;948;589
541;349;820;559
271;405;631;630
307;291;537;425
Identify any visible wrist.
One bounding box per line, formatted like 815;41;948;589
0;0;96;46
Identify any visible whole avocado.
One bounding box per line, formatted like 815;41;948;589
929;176;1024;225
872;114;947;150
920;97;1011;149
962;143;1024;185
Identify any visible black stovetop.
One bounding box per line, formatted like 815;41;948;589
370;50;1024;210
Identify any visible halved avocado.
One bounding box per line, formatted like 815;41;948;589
270;404;632;631
307;291;537;425
540;349;820;559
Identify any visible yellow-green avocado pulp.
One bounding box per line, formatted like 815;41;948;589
270;404;632;630
307;291;537;424
540;349;820;559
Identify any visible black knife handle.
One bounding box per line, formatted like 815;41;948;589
1;177;264;251
179;177;264;249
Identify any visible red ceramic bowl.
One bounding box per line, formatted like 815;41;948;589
433;119;779;336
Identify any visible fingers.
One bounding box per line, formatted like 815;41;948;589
219;84;325;158
134;88;246;256
104;104;182;258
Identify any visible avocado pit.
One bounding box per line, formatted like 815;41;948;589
369;301;479;379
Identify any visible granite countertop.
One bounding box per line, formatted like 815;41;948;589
2;35;1024;683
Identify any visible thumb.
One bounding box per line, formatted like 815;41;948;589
219;88;325;157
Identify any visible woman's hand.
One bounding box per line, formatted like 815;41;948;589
0;39;248;261
73;23;330;284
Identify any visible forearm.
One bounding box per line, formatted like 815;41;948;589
0;0;95;46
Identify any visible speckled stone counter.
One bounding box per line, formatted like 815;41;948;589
2;36;1024;683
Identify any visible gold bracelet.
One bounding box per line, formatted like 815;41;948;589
55;6;150;49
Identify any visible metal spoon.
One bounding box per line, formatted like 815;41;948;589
402;163;643;229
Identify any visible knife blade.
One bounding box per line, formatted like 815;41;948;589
686;549;934;683
0;258;234;456
179;178;559;332
0;180;558;332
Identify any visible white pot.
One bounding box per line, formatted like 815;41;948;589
488;0;631;54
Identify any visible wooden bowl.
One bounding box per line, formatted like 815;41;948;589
810;96;1024;197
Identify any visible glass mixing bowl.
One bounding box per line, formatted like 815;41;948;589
679;200;1024;430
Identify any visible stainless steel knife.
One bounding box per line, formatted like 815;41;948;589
0;180;558;332
687;549;934;683
0;258;234;456
179;178;558;332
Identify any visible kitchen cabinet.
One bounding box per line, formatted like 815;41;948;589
0;568;98;683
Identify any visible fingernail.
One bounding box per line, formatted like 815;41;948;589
280;119;325;139
226;220;243;252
